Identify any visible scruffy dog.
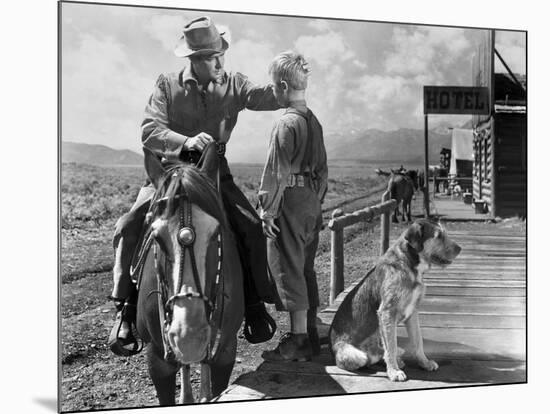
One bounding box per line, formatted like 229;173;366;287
329;219;461;381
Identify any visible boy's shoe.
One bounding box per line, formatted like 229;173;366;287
261;332;312;362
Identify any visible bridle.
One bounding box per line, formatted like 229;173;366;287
135;169;225;365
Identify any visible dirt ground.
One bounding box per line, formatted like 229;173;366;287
60;191;525;412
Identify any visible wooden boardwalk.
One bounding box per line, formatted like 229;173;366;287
216;196;526;402
432;192;491;221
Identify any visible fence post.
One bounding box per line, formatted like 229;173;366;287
330;209;344;305
380;190;391;255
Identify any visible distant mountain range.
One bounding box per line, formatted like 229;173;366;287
62;141;143;165
325;127;452;164
63;127;454;166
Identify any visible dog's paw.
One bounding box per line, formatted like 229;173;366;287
419;359;439;371
387;368;407;382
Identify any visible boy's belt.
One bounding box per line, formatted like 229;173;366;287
287;173;312;188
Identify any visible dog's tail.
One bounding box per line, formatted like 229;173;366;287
332;341;369;371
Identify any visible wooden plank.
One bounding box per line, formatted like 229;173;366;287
454;244;525;250
433;259;525;265
426;286;525;297
259;352;525;380
425;275;525;282
450;240;525;246
452;241;525;247
319;310;525;329
445;266;525;272
330;225;344;305
444;258;525;264
329;199;396;230
218;370;478;400
425;269;526;276
255;354;525;382
445;232;524;238
321;296;526;316
417;312;525;329
323;296;526;316
418;296;525;314
423;280;525;288
454;252;525;258
217;359;525;401
396;327;526;360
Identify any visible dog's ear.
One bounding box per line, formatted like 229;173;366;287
143;147;166;189
404;221;424;252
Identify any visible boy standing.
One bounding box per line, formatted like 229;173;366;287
258;51;328;361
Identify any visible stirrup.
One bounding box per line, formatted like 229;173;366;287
107;302;143;357
242;302;277;344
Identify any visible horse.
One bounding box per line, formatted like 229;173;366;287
388;172;415;223
133;145;244;405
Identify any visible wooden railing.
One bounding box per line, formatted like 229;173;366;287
327;191;397;305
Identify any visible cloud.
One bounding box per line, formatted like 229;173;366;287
224;37;276;82
294;31;355;68
144;14;186;52
353;59;368;70
345;74;420;130
495;31;526;74
62;33;152;150
308;19;331;32
385;26;470;79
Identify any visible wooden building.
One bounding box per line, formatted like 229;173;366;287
472;73;526;218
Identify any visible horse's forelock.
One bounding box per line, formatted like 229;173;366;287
153;164;227;230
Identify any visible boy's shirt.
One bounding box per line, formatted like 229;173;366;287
258;101;328;220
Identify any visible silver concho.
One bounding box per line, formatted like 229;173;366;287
177;227;195;246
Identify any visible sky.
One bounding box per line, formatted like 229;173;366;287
61;2;526;163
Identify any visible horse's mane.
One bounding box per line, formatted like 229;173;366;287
151;163;228;230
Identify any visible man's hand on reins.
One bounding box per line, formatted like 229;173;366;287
184;132;214;152
262;218;280;240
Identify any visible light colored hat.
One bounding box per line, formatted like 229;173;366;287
174;16;229;58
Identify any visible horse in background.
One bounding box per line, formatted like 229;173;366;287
134;145;244;405
376;167;419;191
388;171;416;223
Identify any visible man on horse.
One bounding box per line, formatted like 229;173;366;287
108;16;280;356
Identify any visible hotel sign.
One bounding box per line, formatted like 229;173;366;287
424;86;490;115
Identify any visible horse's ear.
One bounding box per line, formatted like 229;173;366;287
196;142;219;185
143;147;165;189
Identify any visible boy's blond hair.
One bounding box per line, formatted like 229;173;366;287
269;51;311;90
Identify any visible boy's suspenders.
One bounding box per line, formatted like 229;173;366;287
285;108;322;192
286;108;314;175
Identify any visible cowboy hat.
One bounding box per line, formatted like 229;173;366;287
174;16;229;58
